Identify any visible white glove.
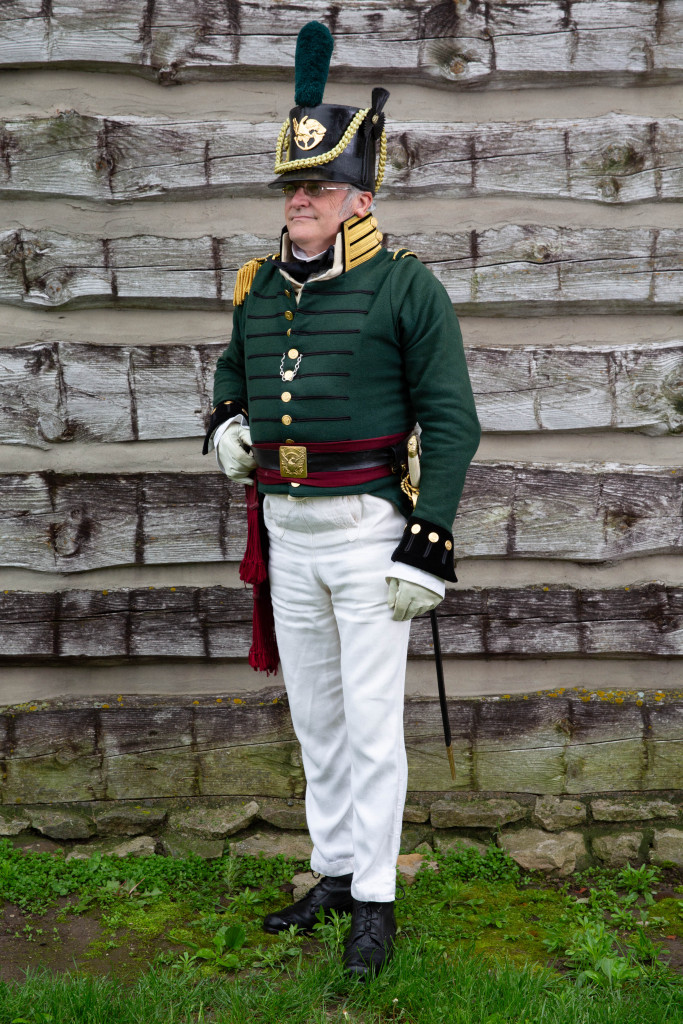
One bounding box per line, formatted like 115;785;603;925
387;578;443;621
216;423;256;485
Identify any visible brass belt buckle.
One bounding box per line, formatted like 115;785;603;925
279;445;308;479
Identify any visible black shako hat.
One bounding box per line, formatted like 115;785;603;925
268;21;389;194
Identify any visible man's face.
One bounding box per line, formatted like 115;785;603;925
284;182;366;256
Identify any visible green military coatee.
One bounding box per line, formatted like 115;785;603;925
211;212;481;581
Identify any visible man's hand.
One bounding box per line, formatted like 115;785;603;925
387;578;443;621
216;423;257;484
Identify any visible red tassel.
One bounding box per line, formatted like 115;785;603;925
239;480;279;674
248;580;280;675
240;482;267;585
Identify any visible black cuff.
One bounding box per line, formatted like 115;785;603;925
202;401;248;455
391;515;457;583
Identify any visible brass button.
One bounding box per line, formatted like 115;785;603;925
282;414;292;425
290;481;300;488
445;540;453;551
285;438;295;444
288;348;299;359
428;531;439;543
283;370;294;381
411;524;421;535
286;328;292;336
285;289;291;297
284;310;294;321
281;391;292;403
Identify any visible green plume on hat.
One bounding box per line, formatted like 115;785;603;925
294;21;334;106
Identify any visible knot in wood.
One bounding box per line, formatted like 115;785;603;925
661;368;683;416
52;506;90;557
441;49;473;77
42;275;66;303
54;744;79;766
634;384;660;408
38;414;68;443
528;243;554;263
94;154;115;173
599;142;643;174
597;176;621;200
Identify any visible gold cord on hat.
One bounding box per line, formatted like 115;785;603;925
274;108;387;193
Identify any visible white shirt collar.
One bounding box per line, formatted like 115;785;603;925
291;241;331;262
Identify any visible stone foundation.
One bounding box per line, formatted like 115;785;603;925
1;791;682;876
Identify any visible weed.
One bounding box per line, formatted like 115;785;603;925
311;906;351;956
251;925;303;971
0;838;306;916
186;923;247;971
170;951;196;973
616;862;661;899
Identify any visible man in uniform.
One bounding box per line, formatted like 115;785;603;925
203;22;480;977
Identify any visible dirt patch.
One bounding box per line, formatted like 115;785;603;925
1;900;104;984
0;899;186;984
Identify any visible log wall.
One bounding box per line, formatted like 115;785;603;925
1;689;681;805
1;1;682;805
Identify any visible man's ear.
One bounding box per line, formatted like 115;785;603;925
352;190;374;217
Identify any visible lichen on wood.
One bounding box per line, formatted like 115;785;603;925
1;691;681;804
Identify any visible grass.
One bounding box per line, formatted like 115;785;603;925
0;840;681;1023
0;947;680;1024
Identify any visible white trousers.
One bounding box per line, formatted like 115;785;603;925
264;492;411;902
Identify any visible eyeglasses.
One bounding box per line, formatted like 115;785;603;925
281;182;351;198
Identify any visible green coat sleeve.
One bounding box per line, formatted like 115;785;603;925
392;258;481;533
213;300;249;411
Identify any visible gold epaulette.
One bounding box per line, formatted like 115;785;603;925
391;248;419;261
233;255;274;306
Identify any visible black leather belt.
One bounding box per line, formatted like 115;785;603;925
253;446;398;474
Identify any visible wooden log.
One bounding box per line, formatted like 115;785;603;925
0;1;681;88
430;586;683;659
2;112;682;204
1;691;681;804
564;700;647;794
3;708;105;803
3;339;682;448
403;699;476;792
194;705;305;799
0;472;244;572
0;464;681;572
471;698;570;794
2;585;681;660
643;702;683;790
467;340;683;438
1;226;681;314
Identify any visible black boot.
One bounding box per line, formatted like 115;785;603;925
263;873;353;934
343;899;396;977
